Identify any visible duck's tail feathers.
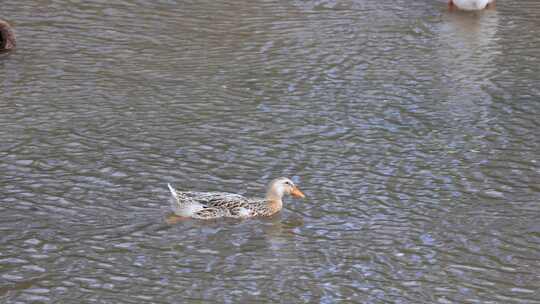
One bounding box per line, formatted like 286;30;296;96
167;183;176;197
167;183;182;214
166;183;204;217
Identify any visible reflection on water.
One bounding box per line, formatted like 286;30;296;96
439;9;500;104
1;0;540;302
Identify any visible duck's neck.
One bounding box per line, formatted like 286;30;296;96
266;189;284;213
267;197;283;213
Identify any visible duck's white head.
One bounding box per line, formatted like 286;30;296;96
266;177;305;201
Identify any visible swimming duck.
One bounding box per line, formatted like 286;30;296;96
0;19;16;51
167;177;305;219
449;0;495;10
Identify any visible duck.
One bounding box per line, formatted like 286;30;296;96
167;177;305;219
449;0;495;11
0;19;16;51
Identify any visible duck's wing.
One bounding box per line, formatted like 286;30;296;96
180;191;249;208
192;199;264;219
167;184;243;204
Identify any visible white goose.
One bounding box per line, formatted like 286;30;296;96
449;0;495;11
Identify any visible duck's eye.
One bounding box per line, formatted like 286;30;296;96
285;181;293;186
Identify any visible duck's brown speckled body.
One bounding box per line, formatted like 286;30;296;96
167;177;305;219
0;20;16;51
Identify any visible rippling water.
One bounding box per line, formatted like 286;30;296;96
1;0;539;302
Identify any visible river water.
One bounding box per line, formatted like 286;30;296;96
1;0;539;303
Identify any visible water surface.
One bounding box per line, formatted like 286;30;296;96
1;0;539;303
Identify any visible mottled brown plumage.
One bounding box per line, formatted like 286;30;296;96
167;177;305;219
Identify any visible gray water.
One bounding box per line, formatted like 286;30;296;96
1;0;539;303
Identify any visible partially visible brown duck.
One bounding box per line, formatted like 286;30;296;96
0;19;16;51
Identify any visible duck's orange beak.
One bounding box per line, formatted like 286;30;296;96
291;186;306;199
